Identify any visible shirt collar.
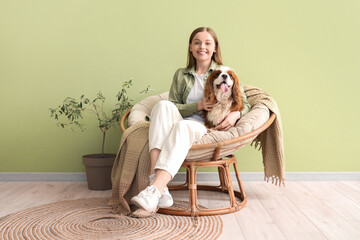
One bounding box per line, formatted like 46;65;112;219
184;61;219;76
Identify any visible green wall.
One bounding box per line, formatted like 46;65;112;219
1;0;359;173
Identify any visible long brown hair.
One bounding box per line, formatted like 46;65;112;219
186;27;223;69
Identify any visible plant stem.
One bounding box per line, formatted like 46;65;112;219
92;103;101;119
101;131;106;157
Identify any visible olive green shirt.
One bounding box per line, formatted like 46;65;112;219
168;61;251;118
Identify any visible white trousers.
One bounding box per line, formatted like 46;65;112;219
149;100;207;178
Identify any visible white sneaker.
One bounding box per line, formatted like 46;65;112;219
148;174;174;208
158;186;174;208
131;185;161;212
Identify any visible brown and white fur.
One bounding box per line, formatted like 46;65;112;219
204;66;244;129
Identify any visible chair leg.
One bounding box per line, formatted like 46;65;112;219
233;162;246;200
186;167;189;186
188;164;197;215
159;157;247;216
223;163;237;207
218;167;227;190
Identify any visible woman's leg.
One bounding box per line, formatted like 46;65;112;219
152;120;207;191
132;119;207;212
131;101;182;212
149;149;160;175
151;169;172;193
148;100;183;176
132;100;208;212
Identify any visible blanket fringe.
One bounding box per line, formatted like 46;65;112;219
264;175;285;187
251;139;262;151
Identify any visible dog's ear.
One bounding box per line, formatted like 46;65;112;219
204;70;220;104
229;70;244;112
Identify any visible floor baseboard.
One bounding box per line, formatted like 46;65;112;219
0;172;359;182
0;172;87;182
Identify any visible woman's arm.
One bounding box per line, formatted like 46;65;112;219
168;69;198;117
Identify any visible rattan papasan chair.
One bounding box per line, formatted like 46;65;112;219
120;92;276;216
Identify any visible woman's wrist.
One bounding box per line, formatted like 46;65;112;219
197;101;203;111
234;111;242;126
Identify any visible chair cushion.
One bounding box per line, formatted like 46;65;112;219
128;92;269;161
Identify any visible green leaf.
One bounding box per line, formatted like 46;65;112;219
49;79;151;151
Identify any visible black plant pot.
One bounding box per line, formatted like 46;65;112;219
82;153;116;190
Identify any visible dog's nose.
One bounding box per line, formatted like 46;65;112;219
221;74;227;80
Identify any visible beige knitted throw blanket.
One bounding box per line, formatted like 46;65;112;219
109;85;285;214
108;121;151;215
244;84;285;186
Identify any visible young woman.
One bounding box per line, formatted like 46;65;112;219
131;27;251;213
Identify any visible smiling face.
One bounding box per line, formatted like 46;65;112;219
212;66;234;94
189;31;216;65
204;66;240;104
204;66;244;122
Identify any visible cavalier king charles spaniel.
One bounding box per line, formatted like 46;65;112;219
204;66;244;129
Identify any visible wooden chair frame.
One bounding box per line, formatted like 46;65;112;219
120;109;276;216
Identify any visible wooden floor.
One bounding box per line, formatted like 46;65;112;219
0;181;359;240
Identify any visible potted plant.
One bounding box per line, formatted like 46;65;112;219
49;79;151;190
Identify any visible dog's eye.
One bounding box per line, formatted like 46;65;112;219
215;72;220;77
229;74;233;78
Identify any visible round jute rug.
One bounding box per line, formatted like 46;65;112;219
0;197;223;240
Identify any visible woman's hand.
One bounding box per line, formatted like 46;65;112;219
214;111;241;131
198;98;213;111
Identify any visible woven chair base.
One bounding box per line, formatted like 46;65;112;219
157;155;247;216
